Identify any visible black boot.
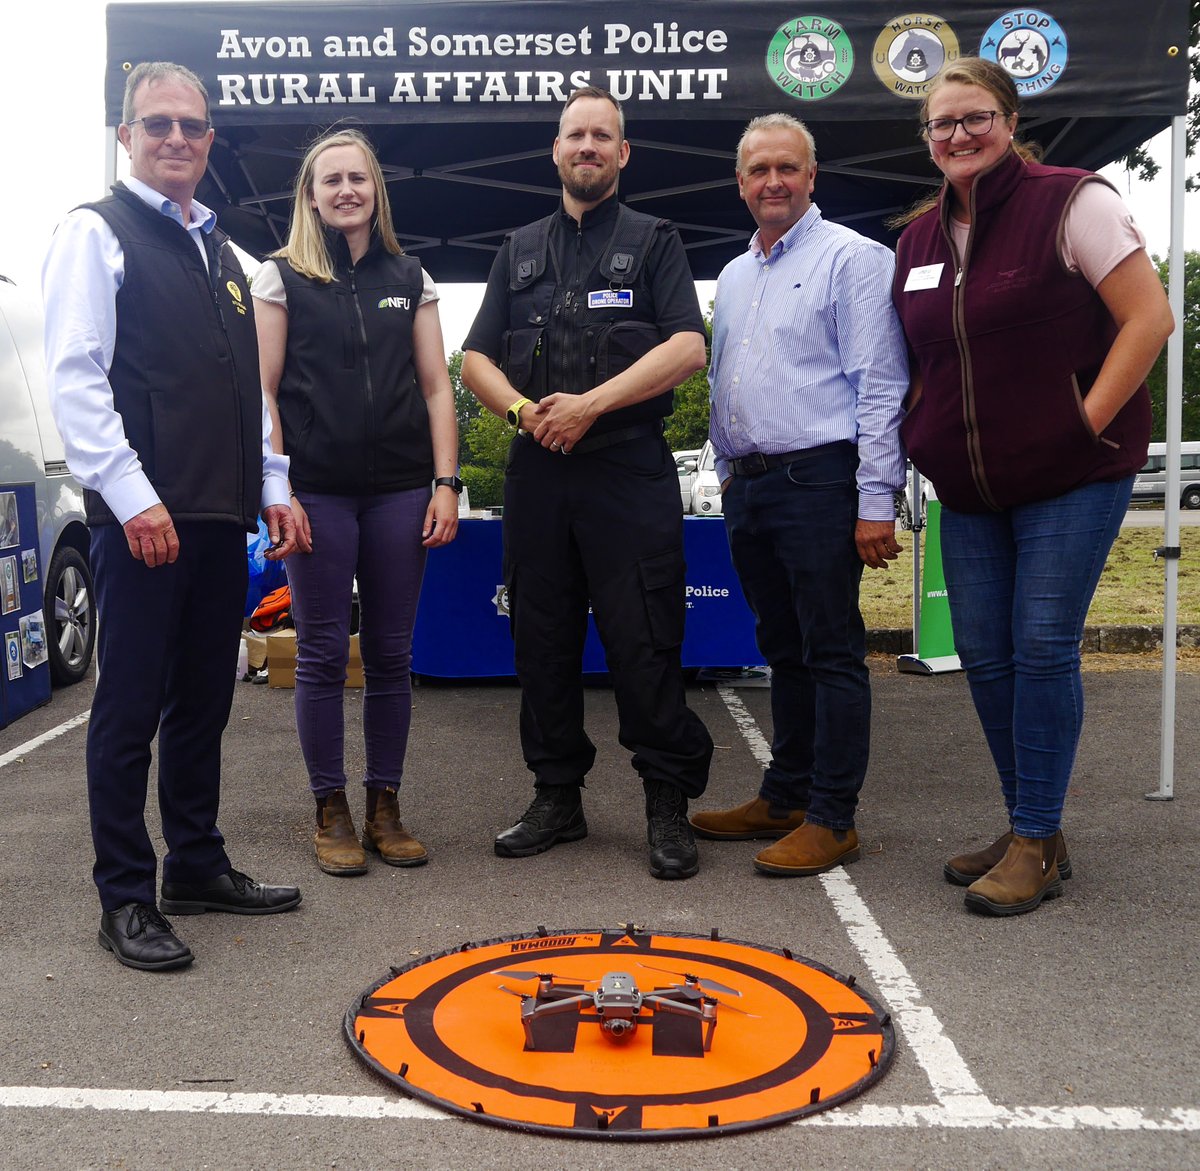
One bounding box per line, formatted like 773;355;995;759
494;785;587;857
644;779;699;880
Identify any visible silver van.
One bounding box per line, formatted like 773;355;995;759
1131;441;1200;510
0;274;95;684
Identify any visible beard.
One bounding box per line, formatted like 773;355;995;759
558;155;618;203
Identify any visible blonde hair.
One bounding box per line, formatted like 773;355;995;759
273;128;402;282
889;58;1040;230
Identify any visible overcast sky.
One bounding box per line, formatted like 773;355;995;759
3;0;1195;351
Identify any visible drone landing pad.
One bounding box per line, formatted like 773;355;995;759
345;927;894;1139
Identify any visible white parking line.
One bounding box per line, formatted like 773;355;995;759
0;1086;440;1118
0;711;89;769
0;1086;1197;1131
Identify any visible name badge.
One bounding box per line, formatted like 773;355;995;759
903;263;944;292
588;289;634;309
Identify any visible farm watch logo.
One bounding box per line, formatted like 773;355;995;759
766;16;854;101
872;14;960;98
981;9;1069;94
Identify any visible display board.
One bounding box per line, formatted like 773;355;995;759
0;484;51;728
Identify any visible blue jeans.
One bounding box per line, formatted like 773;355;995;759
723;442;869;830
288;489;429;797
940;476;1133;838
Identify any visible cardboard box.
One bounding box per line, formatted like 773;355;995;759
266;628;363;689
242;629;269;671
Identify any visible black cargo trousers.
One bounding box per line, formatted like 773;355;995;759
501;429;713;797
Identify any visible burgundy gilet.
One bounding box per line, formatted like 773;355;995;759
893;149;1150;513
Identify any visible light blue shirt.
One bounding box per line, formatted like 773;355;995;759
42;176;289;525
708;203;908;521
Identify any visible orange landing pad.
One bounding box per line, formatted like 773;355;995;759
345;926;894;1139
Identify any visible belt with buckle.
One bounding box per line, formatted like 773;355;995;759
729;441;852;477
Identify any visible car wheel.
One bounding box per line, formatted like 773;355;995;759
1183;485;1200;511
45;545;95;686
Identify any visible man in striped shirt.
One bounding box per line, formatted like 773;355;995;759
689;113;908;877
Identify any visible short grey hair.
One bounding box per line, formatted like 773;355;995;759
735;113;816;172
122;61;210;124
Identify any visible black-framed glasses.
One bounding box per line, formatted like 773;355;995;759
127;115;211;140
921;111;999;142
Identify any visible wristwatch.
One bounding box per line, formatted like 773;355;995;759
434;476;464;495
506;396;532;428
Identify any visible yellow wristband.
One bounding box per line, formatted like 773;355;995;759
506;397;531;428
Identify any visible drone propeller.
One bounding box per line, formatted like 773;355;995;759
490;968;600;984
638;962;742;998
496;983;531;999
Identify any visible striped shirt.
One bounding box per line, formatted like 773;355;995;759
708;203;908;521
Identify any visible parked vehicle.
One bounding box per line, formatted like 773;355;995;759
0;275;95;684
690;440;723;516
673;448;700;513
1131;441;1200;509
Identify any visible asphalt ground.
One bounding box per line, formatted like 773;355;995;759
0;654;1197;1170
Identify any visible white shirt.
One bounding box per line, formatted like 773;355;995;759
42;176;288;525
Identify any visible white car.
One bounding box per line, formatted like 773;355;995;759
673;449;700;513
690;440;723;516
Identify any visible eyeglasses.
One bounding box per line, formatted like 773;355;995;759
921;111;999;142
127;115;211;141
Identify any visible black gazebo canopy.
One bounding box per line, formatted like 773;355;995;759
106;1;1190;280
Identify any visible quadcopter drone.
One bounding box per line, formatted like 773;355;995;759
492;963;744;1052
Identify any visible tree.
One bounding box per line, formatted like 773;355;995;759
663;307;714;452
663;366;711;451
447;349;482;468
1147;251;1200;439
1121;1;1200;188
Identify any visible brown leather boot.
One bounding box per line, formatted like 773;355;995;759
314;790;368;876
753;822;859;876
964;834;1063;916
945;829;1072;886
689;795;806;840
362;788;428;868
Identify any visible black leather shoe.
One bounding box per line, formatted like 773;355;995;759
99;903;194;971
645;779;699;880
495;786;587;857
159;868;302;916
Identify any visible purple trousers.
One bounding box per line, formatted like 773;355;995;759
287;488;429;797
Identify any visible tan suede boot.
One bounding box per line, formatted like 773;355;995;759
945;829;1072;886
964;834;1063;916
362;788;428;867
314;789;368;876
753;822;859;876
689;795;806;840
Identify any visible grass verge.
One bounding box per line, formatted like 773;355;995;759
859;525;1198;632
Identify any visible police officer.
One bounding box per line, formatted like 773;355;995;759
462;86;713;880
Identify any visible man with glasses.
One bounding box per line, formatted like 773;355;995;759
687;113;907;876
43;61;302;971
